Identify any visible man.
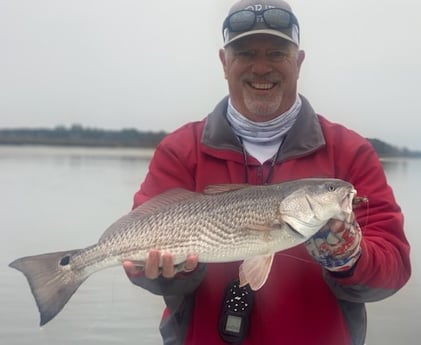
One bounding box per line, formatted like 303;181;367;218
123;0;411;344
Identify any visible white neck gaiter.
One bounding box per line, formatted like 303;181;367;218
226;96;302;163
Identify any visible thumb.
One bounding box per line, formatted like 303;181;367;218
123;261;144;278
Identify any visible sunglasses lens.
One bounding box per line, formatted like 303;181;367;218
263;9;291;29
228;10;256;32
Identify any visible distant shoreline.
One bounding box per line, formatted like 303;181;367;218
0;126;420;158
0;125;165;149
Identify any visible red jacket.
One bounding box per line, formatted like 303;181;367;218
131;96;411;345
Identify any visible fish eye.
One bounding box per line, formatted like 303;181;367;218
327;184;336;192
59;255;71;266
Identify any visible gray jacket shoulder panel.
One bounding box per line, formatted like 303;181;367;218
160;294;196;345
324;270;398;303
279;96;326;161
336;300;367;345
201;96;241;152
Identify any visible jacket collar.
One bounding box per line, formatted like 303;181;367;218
201;95;325;162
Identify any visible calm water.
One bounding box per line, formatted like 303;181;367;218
0;146;419;344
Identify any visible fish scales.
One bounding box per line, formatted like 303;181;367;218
121;188;280;262
95;188;275;264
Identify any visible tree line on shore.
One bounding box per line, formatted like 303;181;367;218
0;125;419;158
0;125;165;148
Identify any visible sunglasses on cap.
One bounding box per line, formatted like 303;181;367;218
223;8;299;33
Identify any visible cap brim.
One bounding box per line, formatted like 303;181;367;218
224;29;298;47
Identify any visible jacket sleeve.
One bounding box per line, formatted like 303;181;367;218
130;129;206;296
133;124;201;206
325;138;411;302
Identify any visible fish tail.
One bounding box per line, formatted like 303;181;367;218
9;249;87;326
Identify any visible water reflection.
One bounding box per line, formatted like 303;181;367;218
0;145;154;163
381;157;411;177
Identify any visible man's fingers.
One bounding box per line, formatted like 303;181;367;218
183;254;199;272
144;250;161;279
329;213;356;233
161;253;176;278
125;251;199;280
329;219;346;233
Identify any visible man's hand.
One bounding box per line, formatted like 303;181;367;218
123;250;199;279
305;213;362;272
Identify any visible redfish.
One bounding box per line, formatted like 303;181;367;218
9;178;356;326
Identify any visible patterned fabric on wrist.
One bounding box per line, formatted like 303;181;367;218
305;218;362;272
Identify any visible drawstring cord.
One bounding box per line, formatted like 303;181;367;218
238;136;286;184
238;137;249;184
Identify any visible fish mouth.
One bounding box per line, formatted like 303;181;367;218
341;189;357;213
353;195;369;206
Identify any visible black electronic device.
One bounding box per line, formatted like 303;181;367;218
218;280;254;344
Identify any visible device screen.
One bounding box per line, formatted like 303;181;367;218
225;314;242;334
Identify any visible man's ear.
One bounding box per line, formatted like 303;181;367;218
219;48;228;79
296;49;305;77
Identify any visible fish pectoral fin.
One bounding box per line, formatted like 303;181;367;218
239;254;274;291
246;219;285;232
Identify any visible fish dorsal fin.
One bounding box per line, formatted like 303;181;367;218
99;188;200;242
203;183;250;195
239;254;274;291
133;188;200;215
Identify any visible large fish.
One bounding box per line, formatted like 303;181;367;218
9;178;356;326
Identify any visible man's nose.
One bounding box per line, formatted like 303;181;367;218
250;55;273;75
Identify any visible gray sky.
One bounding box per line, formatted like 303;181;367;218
1;0;420;150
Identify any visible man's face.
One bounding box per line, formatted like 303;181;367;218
219;35;305;122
